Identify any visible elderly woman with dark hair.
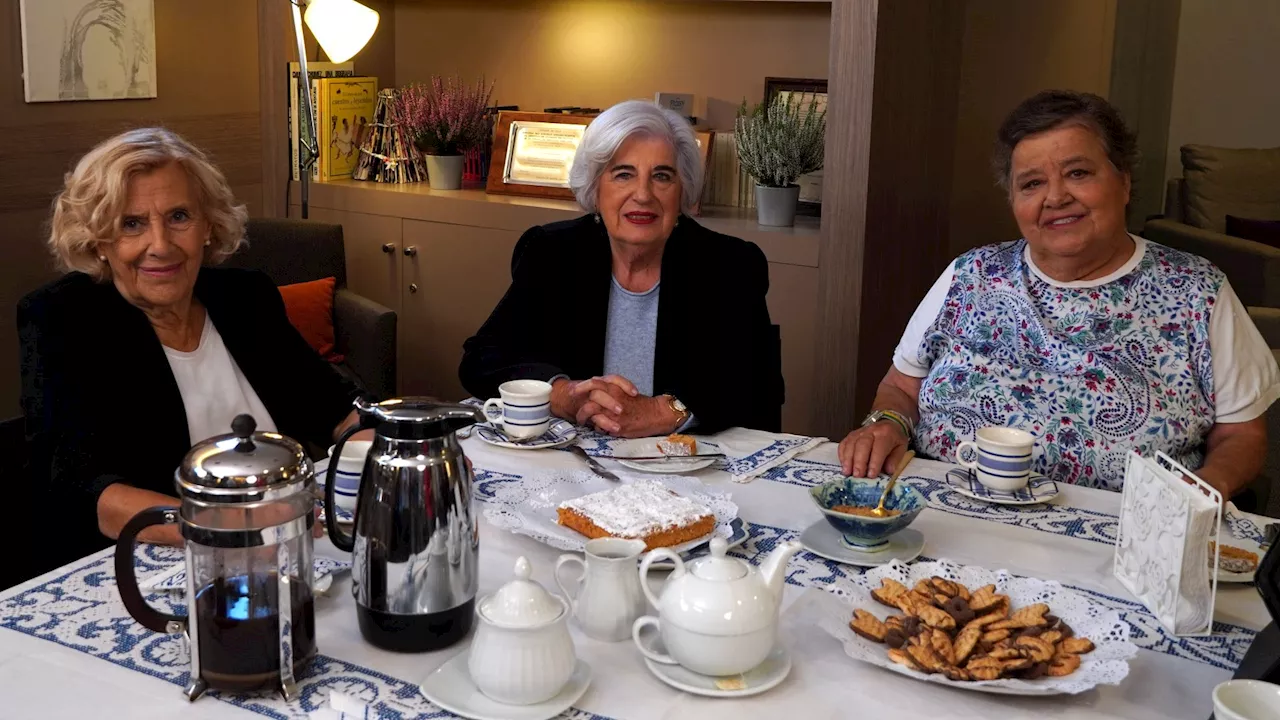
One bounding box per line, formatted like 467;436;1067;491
460;100;784;435
839;90;1279;495
20;128;362;566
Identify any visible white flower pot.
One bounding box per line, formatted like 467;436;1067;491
754;184;801;227
425;154;464;190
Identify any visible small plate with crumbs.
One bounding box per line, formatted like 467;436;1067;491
639;633;791;698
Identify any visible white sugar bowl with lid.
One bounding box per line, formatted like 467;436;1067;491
469;556;577;705
633;537;802;677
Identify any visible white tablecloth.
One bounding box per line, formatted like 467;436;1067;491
1;433;1273;720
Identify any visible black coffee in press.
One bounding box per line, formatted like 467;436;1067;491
193;573;316;690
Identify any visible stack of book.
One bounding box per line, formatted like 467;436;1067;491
288;64;379;182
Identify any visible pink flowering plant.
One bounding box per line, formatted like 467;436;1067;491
396;76;495;156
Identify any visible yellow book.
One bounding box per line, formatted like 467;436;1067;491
315;76;378;181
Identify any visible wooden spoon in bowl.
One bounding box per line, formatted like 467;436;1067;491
871;450;916;518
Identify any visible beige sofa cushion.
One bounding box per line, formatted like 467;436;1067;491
1181;145;1280;232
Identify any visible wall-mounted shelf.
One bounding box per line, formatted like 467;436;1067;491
292;180;820;268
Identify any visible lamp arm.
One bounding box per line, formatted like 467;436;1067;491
290;0;316;218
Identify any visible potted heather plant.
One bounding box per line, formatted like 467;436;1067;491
397;76;494;190
734;93;826;226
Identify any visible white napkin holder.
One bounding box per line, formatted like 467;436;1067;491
1114;451;1221;637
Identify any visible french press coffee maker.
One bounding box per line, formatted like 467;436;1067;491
114;415;317;702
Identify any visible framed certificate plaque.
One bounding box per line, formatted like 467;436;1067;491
486;111;596;200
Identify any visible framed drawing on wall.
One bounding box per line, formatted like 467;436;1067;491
19;0;157;103
764;77;827;216
486;111;597;200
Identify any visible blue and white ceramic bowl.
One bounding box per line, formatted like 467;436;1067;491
809;476;925;551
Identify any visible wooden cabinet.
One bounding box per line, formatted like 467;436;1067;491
400;221;523;399
307;207;403;313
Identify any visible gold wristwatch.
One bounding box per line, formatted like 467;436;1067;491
665;395;690;424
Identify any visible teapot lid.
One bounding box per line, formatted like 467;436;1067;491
176;415;312;501
478;557;565;628
689;538;747;581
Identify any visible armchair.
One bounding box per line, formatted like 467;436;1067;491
224;218;397;399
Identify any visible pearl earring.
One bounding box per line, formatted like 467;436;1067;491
98;255;107;262
204;240;211;247
593;213;601;224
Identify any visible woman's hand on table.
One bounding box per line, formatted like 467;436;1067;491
552;375;680;437
839;420;911;478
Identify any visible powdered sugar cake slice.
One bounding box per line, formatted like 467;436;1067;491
557;478;716;550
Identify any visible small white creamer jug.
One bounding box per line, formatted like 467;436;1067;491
555;537;648;641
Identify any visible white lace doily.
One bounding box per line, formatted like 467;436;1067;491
480;468;739;553
815;559;1137;695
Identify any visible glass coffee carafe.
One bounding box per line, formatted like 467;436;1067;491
115;415;317;702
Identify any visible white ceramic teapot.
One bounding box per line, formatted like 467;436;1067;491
632;537;802;676
469;556;577;705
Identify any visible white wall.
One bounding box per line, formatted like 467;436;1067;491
1165;0;1280;182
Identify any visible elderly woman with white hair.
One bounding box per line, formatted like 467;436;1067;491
19;127;362;566
461;100;784;435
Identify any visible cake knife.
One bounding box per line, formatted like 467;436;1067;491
568;445;621;482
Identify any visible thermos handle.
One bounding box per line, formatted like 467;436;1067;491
114;506;185;635
326;423;364;552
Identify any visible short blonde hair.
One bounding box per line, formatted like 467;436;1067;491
48;127;248;281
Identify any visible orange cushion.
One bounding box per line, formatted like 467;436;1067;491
278;277;344;363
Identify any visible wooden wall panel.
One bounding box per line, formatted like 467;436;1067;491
853;0;965;421
393;0;831;131
811;0;878;438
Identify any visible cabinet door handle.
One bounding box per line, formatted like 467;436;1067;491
381;243;395;254
403;246;418;257
409;283;419;293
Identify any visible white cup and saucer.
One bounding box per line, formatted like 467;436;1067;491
949;427;1059;505
476;380;577;450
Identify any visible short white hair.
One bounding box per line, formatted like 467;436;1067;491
569;100;703;215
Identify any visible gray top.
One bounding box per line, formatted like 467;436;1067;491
602;276;660;396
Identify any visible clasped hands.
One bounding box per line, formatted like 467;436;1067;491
550;375;681;438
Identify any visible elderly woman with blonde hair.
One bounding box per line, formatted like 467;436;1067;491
19;127;362;566
460;100;784;435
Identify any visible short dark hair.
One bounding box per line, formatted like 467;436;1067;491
993;90;1138;191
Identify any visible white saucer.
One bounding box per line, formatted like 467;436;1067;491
799;521;925;567
944;468;1060;506
474;420;578;450
420;651;592;720
640;639;791;698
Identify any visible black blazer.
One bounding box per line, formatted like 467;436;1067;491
459;215;784;433
18;267;361;567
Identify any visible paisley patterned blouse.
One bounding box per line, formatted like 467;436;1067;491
894;236;1279;490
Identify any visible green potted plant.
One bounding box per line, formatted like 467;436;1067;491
734;93;826;227
397;76;494;190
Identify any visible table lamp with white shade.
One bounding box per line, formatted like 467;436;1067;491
289;0;379;218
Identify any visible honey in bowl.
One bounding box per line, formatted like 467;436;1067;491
832;504;901;518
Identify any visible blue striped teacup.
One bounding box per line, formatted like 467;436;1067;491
483;379;553;440
956;427;1034;492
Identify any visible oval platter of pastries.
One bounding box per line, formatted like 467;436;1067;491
816;560;1138;696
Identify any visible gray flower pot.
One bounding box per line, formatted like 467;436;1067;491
425;154;464;190
754;184;801;227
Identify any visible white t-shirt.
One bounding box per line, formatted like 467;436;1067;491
892;236;1280;423
163;315;278;443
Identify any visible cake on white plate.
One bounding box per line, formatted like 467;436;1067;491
557;478;715;550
